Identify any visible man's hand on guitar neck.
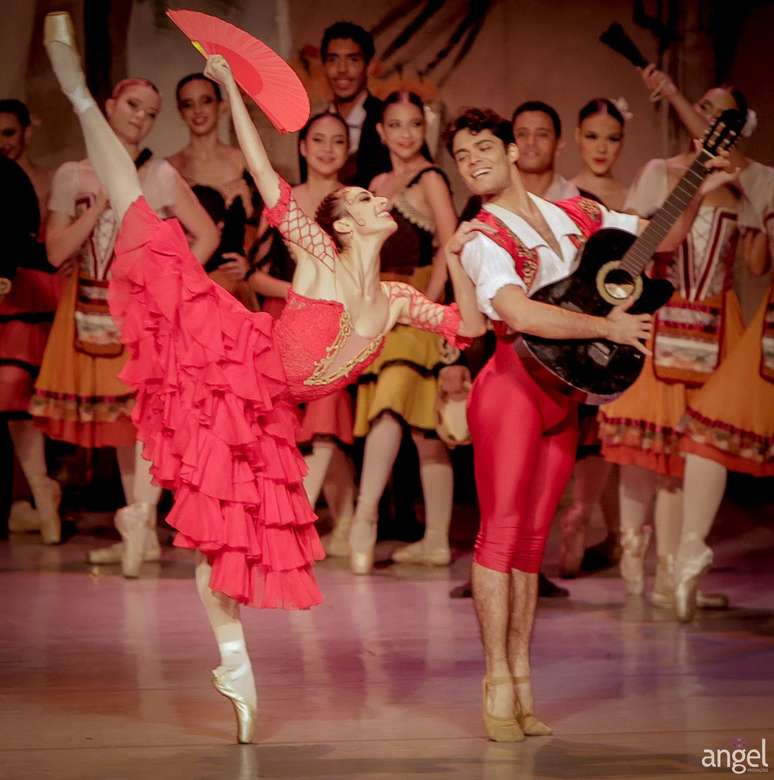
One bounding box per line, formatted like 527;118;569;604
604;297;652;356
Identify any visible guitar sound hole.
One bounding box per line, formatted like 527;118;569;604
602;267;635;301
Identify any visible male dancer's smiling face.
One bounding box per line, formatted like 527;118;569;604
451;128;518;196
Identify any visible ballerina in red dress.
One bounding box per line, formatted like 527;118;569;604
43;12;484;743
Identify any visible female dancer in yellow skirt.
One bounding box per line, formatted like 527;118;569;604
672;163;774;621
348;90;459;574
30;77;218;575
598;82;751;608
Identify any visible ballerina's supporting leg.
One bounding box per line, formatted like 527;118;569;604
349;413;403;573
318;445;356;557
618;464;656;595
195;552;257;743
391;435;453;565
675;454;728;621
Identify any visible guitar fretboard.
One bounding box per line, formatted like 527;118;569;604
620;150;711;276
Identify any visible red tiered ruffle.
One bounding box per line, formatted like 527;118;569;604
109;197;324;609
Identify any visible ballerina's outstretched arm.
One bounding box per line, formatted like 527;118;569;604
203;55;280;209
203;55;339;272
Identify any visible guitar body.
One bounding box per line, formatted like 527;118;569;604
520;228;674;402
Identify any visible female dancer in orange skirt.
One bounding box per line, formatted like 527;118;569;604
598;82;751;610
673;163;774;620
250;110;357;556
44;12;483;741
30;70;218;575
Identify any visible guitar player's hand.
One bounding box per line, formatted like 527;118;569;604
695;143;738;196
605;298;652;356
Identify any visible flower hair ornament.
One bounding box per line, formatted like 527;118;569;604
611;97;634;122
741;108;758;139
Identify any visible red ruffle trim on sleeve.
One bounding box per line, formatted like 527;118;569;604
442;303;474;350
262;176;292;228
109;197;324;610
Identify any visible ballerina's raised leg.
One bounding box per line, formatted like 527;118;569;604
44;12;257;741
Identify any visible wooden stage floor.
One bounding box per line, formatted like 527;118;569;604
1;491;772;780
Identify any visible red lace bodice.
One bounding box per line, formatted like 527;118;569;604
273;290;385;402
265;177;471;400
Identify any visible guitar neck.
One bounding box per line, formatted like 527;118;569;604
620;150;712;276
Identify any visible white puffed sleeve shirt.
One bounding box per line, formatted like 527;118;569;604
460;195;640;321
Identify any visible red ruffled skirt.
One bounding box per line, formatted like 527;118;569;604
109;198;324;609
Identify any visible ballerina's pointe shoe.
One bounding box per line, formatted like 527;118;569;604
44;12;94;113
212;663;257;744
619;526;652;596
513;676;553;737
28;475;62;545
349;517;377;575
558;503;587;579
674;544;714;623
391;539;452;566
87;533;162;566
320;516;352;558
482;677;524;742
650;555;728;611
8;501;41;533
114;502;156;578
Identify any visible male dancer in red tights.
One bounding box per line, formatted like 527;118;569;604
444;107;732;741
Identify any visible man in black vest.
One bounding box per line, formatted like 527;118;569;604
320;21;390;188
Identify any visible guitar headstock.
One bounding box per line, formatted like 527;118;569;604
702;109;745;156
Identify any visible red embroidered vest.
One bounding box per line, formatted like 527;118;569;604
472;197;603;336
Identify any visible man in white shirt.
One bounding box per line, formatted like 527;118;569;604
443;107;730;741
512;100;578;201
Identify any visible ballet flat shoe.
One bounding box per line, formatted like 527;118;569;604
513;675;553;736
482;677;524;742
212;665;256;744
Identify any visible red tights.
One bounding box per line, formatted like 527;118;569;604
468;340;578;573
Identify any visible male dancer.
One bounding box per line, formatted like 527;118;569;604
444;107;732;741
320;21;389;187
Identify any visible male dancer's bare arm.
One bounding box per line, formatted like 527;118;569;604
492;285;651;354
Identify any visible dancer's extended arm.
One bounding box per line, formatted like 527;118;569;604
203;55;280;208
205;55;338;271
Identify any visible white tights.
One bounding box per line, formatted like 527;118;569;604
195;552;257;709
303;441;355;522
351;414;453;549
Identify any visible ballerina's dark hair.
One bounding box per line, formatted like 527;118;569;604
315;190;349;251
578;98;625;128
380;90;433;161
297;111;350;183
175;73;222;105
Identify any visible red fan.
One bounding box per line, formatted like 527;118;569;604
167;9;310;133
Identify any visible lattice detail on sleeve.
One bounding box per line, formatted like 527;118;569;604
385;282;471;348
263;177;338;270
